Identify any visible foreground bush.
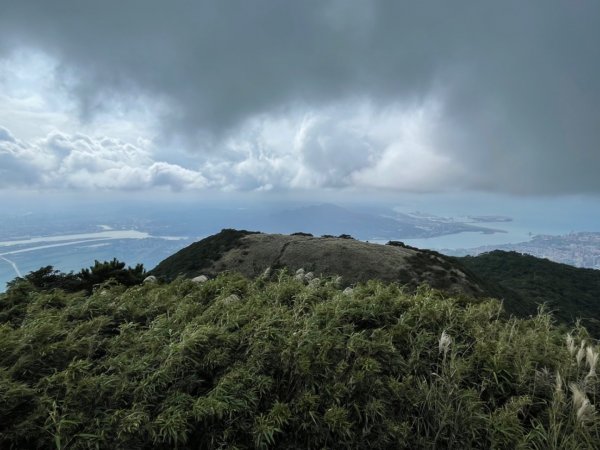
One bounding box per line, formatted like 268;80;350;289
0;272;598;449
5;259;146;296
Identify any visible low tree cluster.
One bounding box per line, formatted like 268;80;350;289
6;259;146;296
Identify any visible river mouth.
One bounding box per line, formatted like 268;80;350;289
0;230;189;287
0;230;153;248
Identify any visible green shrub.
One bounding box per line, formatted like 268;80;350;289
0;272;598;449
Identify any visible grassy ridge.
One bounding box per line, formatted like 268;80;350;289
1;272;599;449
150;229;259;280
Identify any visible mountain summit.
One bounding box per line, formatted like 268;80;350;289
150;229;485;298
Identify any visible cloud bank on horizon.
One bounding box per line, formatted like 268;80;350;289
0;1;599;194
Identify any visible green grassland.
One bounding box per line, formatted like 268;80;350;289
1;271;599;449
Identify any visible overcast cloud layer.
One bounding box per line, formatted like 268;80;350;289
0;1;599;194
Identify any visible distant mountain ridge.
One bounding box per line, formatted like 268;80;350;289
265;203;503;240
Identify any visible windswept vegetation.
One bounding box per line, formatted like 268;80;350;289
1;270;599;449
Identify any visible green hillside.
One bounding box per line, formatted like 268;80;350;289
457;251;600;337
151;229;259;280
1;271;599;449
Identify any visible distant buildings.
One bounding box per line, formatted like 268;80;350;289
445;232;600;270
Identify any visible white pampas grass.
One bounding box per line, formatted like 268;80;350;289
570;383;595;423
566;333;577;356
555;371;564;401
439;330;452;360
585;346;598;380
576;341;586;367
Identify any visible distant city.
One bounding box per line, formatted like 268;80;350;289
444;232;600;269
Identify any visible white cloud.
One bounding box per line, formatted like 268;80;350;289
351;141;462;191
294;115;376;187
0;127;208;191
0;126;56;187
0;97;468;193
349;102;466;191
196;100;464;193
148;162;208;191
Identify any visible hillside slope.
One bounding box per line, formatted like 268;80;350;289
150;229;486;298
151;231;600;335
457;250;600;336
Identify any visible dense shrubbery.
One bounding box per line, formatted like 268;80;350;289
458;251;600;337
1;272;599;448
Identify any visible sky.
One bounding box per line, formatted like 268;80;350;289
0;1;599;198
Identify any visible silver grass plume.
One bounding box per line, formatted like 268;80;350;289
576;340;586;367
585;346;598;380
566;333;577;356
555;371;564;402
570;383;595;423
261;267;272;279
439;330;452;361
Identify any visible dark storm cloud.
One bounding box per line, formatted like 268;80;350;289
0;0;599;194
